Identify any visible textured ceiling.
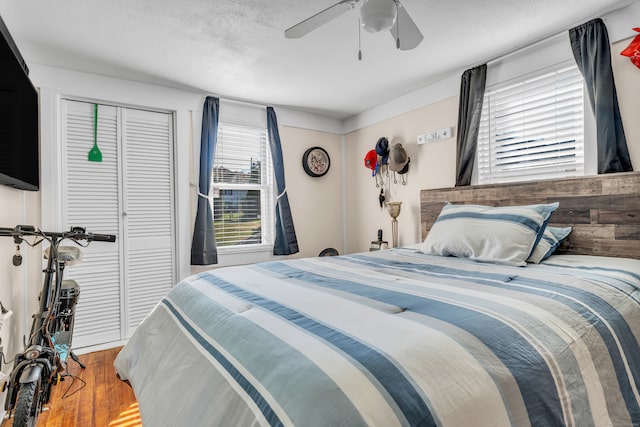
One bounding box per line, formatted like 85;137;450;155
0;0;636;119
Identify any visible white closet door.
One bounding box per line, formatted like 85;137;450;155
62;100;176;348
62;100;122;347
122;108;175;335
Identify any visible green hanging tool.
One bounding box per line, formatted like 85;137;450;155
88;103;102;162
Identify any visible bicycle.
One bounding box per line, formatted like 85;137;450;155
0;225;115;427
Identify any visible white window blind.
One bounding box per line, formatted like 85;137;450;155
477;64;585;184
211;123;274;248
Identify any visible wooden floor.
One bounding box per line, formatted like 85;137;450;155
2;347;140;427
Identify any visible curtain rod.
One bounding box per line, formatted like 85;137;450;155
218;96;269;110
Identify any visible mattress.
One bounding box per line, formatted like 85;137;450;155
114;248;640;426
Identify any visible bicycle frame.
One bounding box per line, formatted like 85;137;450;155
0;226;115;424
5;233;70;415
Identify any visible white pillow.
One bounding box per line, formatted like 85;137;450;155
527;226;572;263
420;202;559;266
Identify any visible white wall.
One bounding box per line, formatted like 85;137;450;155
30;64;345;274
0;63;344;356
32;64;201;282
0;187;39;392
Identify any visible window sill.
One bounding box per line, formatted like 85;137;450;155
190;243;277;274
216;243;273;255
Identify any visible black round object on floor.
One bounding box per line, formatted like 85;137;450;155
318;248;339;257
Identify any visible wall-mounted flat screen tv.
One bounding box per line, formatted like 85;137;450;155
0;14;39;191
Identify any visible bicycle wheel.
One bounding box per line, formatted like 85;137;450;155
13;378;42;427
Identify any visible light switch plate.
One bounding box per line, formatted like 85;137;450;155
418;127;453;145
438;127;452;139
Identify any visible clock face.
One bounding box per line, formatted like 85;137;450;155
302;147;330;177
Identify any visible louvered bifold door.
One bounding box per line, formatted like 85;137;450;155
62;100;123;348
62;100;176;348
122;108;175;336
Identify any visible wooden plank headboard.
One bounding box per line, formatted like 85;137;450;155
420;172;640;259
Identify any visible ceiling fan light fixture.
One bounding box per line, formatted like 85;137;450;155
360;0;397;33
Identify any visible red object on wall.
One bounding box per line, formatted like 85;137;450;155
364;149;377;170
621;28;640;69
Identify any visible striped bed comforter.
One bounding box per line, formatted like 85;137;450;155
114;249;640;426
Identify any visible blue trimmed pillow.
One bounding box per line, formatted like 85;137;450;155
527;226;572;263
420;202;559;266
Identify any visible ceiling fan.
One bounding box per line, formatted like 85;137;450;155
285;0;424;55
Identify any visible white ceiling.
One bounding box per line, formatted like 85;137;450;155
0;0;636;119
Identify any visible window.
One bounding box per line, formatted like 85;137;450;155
477;63;587;184
210;123;274;249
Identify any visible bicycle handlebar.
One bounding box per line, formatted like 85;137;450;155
0;225;116;243
90;233;117;243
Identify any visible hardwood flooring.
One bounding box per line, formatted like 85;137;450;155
2;347;140;427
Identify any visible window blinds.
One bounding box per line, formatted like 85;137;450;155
211;123;274;247
213;124;268;184
477;64;585;184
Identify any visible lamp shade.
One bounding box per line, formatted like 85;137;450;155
360;0;397;33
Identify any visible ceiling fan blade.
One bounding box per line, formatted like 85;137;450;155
285;0;361;39
389;1;423;50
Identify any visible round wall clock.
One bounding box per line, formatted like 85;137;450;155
302;146;330;177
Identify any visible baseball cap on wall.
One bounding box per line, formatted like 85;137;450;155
375;137;389;165
364;149;377;170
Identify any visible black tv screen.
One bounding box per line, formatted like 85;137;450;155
0;14;39;191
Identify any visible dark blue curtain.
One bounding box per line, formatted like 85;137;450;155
191;96;219;265
570;18;633;173
267;107;299;256
455;64;487;186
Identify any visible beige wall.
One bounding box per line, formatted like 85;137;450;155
280;126;344;258
345;97;459;253
613;38;640;164
343;44;640;254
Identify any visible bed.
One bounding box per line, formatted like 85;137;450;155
114;172;640;426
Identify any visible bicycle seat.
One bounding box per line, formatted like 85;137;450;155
43;246;82;265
